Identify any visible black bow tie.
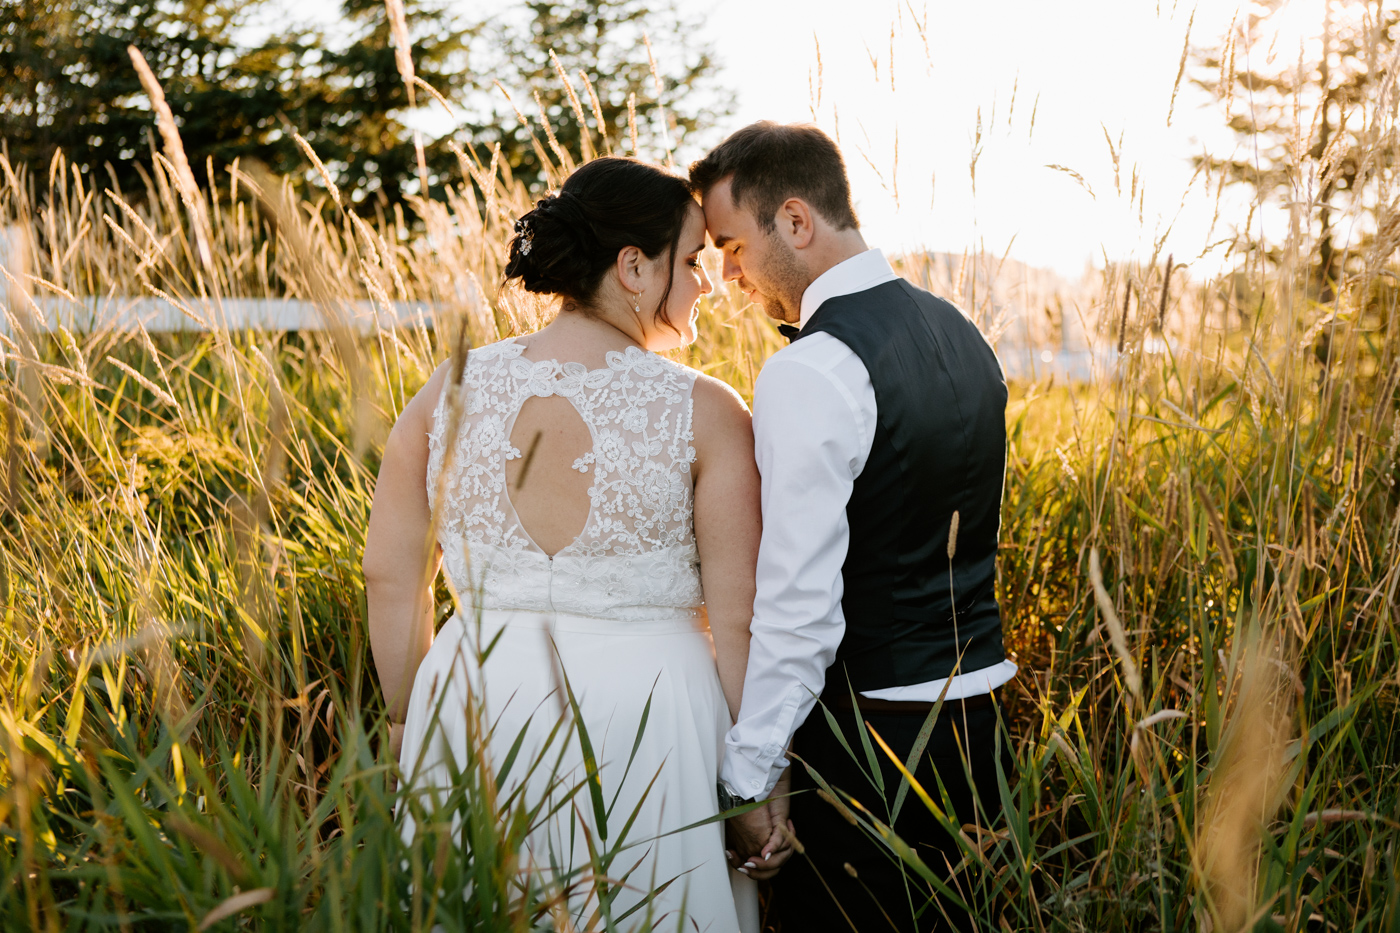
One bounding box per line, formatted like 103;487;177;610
777;323;801;342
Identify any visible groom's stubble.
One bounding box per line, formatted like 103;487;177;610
750;228;811;324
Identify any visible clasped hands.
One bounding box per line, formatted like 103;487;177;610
724;769;796;880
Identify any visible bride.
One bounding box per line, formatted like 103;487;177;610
363;157;787;931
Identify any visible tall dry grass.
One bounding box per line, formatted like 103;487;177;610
1;17;1399;933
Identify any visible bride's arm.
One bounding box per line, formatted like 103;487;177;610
363;364;449;738
690;375;762;721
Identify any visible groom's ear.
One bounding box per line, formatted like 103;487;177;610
776;198;816;250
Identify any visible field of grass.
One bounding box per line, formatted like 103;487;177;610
3;32;1400;933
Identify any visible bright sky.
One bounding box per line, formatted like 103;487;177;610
284;0;1336;279
708;0;1247;278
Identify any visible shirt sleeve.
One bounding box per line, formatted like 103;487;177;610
719;353;868;799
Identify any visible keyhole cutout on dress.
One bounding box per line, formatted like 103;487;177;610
505;394;594;557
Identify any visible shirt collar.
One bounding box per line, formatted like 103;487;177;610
797;248;899;330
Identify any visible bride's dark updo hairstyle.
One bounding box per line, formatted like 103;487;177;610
503;157;695;322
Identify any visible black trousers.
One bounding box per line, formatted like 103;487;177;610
769;699;1009;933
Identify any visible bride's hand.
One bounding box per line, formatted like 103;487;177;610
735;768;796;880
739;817;796;880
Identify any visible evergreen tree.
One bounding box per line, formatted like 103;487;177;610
293;0;474;207
0;1;281;188
0;0;472;206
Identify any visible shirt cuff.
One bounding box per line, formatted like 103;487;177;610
720;685;810;799
720;751;788;801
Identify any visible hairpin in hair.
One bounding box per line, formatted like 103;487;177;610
514;217;534;256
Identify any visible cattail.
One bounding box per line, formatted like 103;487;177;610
947;510;960;560
1352;430;1368;491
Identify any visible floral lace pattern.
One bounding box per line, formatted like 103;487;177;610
426;338;703;621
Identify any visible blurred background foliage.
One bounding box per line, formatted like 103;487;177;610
0;0;730;209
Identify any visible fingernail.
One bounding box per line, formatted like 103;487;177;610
743;861;756;869
725;850;734;859
737;868;749;875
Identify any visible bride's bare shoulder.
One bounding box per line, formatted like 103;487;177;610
688;371;752;457
690;370;749;417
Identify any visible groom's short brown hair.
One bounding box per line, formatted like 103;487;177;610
689;122;859;232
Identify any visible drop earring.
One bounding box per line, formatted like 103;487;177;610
632;291;642;314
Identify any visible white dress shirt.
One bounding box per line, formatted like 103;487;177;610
719;248;1018;800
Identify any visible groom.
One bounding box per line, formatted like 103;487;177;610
690;123;1016;931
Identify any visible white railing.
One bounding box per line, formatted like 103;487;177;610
1;295;438;337
1;294;1125;383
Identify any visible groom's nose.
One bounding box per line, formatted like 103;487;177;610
721;250;742;283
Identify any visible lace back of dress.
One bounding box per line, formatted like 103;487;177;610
425;339;703;620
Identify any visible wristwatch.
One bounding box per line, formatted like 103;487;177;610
717;781;757;812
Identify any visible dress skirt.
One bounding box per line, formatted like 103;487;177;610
398;608;758;933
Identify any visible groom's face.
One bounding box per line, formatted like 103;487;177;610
701;178;808;324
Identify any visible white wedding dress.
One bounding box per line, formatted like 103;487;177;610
398;337;758;932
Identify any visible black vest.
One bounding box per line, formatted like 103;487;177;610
795;279;1008;692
